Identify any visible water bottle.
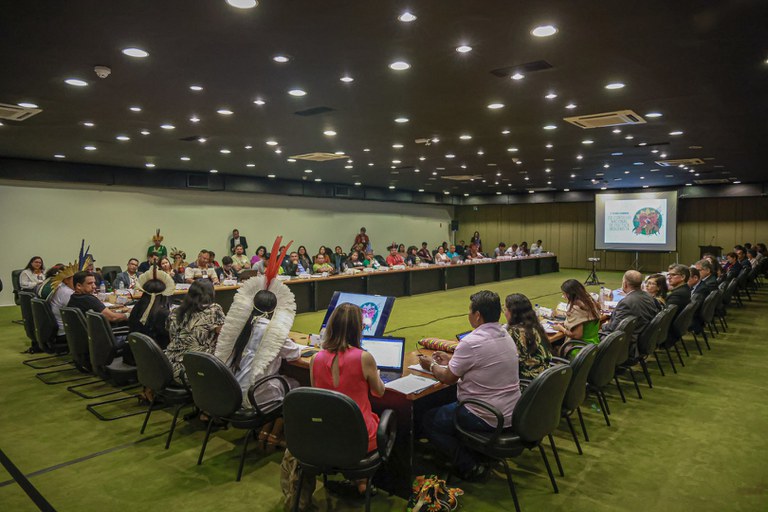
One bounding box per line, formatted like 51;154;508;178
118;281;125;291
534;304;540;320
99;282;106;294
599;287;606;309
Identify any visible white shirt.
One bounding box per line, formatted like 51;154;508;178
20;269;45;290
531;243;542;254
50;285;75;336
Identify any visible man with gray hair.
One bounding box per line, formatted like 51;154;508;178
692;259;717;302
666;264;691;320
601;270;660;344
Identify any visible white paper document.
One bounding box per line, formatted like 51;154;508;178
385;374;439;394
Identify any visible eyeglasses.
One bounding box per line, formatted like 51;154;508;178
667;273;682;277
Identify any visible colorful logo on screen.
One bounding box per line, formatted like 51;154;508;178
632;207;663;236
360;302;380;333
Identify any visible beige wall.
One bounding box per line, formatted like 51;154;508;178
456;196;768;272
0;180;453;306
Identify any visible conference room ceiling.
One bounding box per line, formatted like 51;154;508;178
0;1;766;197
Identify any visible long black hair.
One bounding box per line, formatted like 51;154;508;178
228;290;278;373
504;293;550;352
25;256;45;272
175;280;215;325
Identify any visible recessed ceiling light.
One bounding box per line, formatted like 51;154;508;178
115;135;130;141
189;85;203;91
18;102;38;109
82;121;95;127
501;130;511;135
217;108;234;115
445;154;456;159
477;150;485;155
634;162;644;166
356;182;364;186
576;155;583;160
645;112;662;118
189;116;200;123
129;106;142;112
545;168;551;173
507;147;519;152
611;152;623;156
625;135;634;140
54;154;65;159
398;12;417;22
368;163;374;166
226;0;258;8
496;191;502;195
180;156;191;161
273;55;290;63
315;178;322;182
456;45;473;53
323;130;337;136
582;139;594;144
524;176;530;181
432;137;440;143
487;103;504;110
287;158;296;162
220;149;231;154
253;99;266;105
531;25;558;37
345;165;353;169
464;193;470;197
363;148;371;152
288;89;307;96
340;76;354;83
392;160;401;164
145;163;156;168
600;187;607;190
543;124;557;130
414;168;420;173
140;129;150;135
198;137;207;143
640;176;645;180
266;140;278;146
612;128;622;134
209;169;218;174
565;103;577;109
660;153;667;158
545;93;558;99
638;142;647;146
267;174;276;179
511;72;525;80
83;145;97;151
563;188;570;192
418;156;426;161
160;124;175;130
733;180;741;184
244;145;252;150
388;185;395;190
394;117;409;123
642;185;649;188
603;164;610;168
570;174;576;178
392;143;404;149
304;169;312;173
122;47;149;58
545;143;553;149
65;78;88;87
389;61;410;71
459;134;472;140
669;130;684;136
605;82;625;89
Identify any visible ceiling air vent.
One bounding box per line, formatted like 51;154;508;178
0;102;42;121
490;60;553;78
442;175;482;181
655;158;705;167
290;152;347;161
694;178;729;185
294;106;335;117
564;110;646;129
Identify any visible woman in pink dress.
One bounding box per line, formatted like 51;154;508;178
310;303;385;494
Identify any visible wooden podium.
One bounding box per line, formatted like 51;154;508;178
699;245;722;258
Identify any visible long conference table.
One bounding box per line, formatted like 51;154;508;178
206;254;558;314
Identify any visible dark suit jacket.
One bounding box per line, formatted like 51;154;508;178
230;236;248;254
602;289;660;344
692;275;717;303
666;284;691;321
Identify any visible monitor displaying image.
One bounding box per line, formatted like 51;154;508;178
320;292;396;337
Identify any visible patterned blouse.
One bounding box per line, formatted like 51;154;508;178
165;304;226;380
506;324;552;380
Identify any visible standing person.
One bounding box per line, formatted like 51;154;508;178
470;231;482;252
129;267;174;349
386;245;405;266
230;228;248;255
504;293;552;379
354;227;370;252
147;230;168;259
20;256;46;291
113;258;141;290
553;279;601;349
310;303;385;494
418;291;520;481
165;280;226;381
397;243;407;259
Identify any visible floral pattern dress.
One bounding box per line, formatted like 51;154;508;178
165;304;226;381
506;325;552;380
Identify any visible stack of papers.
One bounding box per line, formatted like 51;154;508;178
385;374;438;395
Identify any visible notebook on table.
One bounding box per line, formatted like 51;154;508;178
360;335;405;383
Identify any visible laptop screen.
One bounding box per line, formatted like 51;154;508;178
360;336;405;372
456;330;472;341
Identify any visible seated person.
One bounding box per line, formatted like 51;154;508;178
36;264;65;300
184;250;220;284
113;258;141;290
49;268;76;337
404;245;422;266
693;259;718;301
601;270;660;346
446;245;459;259
665;264;691;320
723;252;740;281
505;243;519;256
416;242;434;263
493;243;507;258
312;254;335;274
342;251;365;272
748;248;760;269
530;240;544;254
332;246;347;272
397;243;407;259
208;250;221;268
310;303;385;494
386;246;405;266
216;256;238;281
138;252;159;273
434;246;451;263
230;228;248;255
455;240;466;256
128;267;173;349
295;246;312;272
284;251;309;276
419;291;520;481
504;293;552;379
159;256;185;284
20;256;46;291
518;241;530;256
553;279;601;349
643;273;668;307
363;251;382;269
466;243;485;260
231;244;251;271
250;245;268;267
171;249;187;275
165;280;225;381
86;260;103;288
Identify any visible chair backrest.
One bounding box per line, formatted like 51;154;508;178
85;311;119;378
30;298;59;352
637;310;664;357
284;387;369;469
128;333;175;392
737;267;750;287
513;365;573;443
587;331;625;387
61;307;91;369
18;291;37;342
654;304;678;348
101;266;122;287
700;290;720;322
182;352;243;418
12;269;23;305
614;316;638;361
671;301;698;340
562;344;598;412
721;279;738;306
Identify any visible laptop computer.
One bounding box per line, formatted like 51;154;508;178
360;335;406;383
455;330;472;342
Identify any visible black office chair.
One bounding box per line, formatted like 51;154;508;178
129;333;195;449
85;311;142;421
619;310;664;390
283;387;397;512
717;280;736;331
11;269;23;306
19;291;40;350
658;302;694;370
183;352;289;481
100;266;122;289
613;316;643;399
694;291;720;349
556;343;597;454
30;298;87;385
60;307;92;373
453;365;572;512
649;304;678;376
374;255;387;267
735;267;751;304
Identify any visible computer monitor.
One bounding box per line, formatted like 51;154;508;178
320;292;396;337
360;336;405;373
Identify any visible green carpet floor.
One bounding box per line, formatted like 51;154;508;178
1;269;767;511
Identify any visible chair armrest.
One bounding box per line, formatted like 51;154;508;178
247;375;290;414
519;378;532;391
178;368;193;394
550;356;570;365
560;339;587;357
376;409;397;461
455;399;504;447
